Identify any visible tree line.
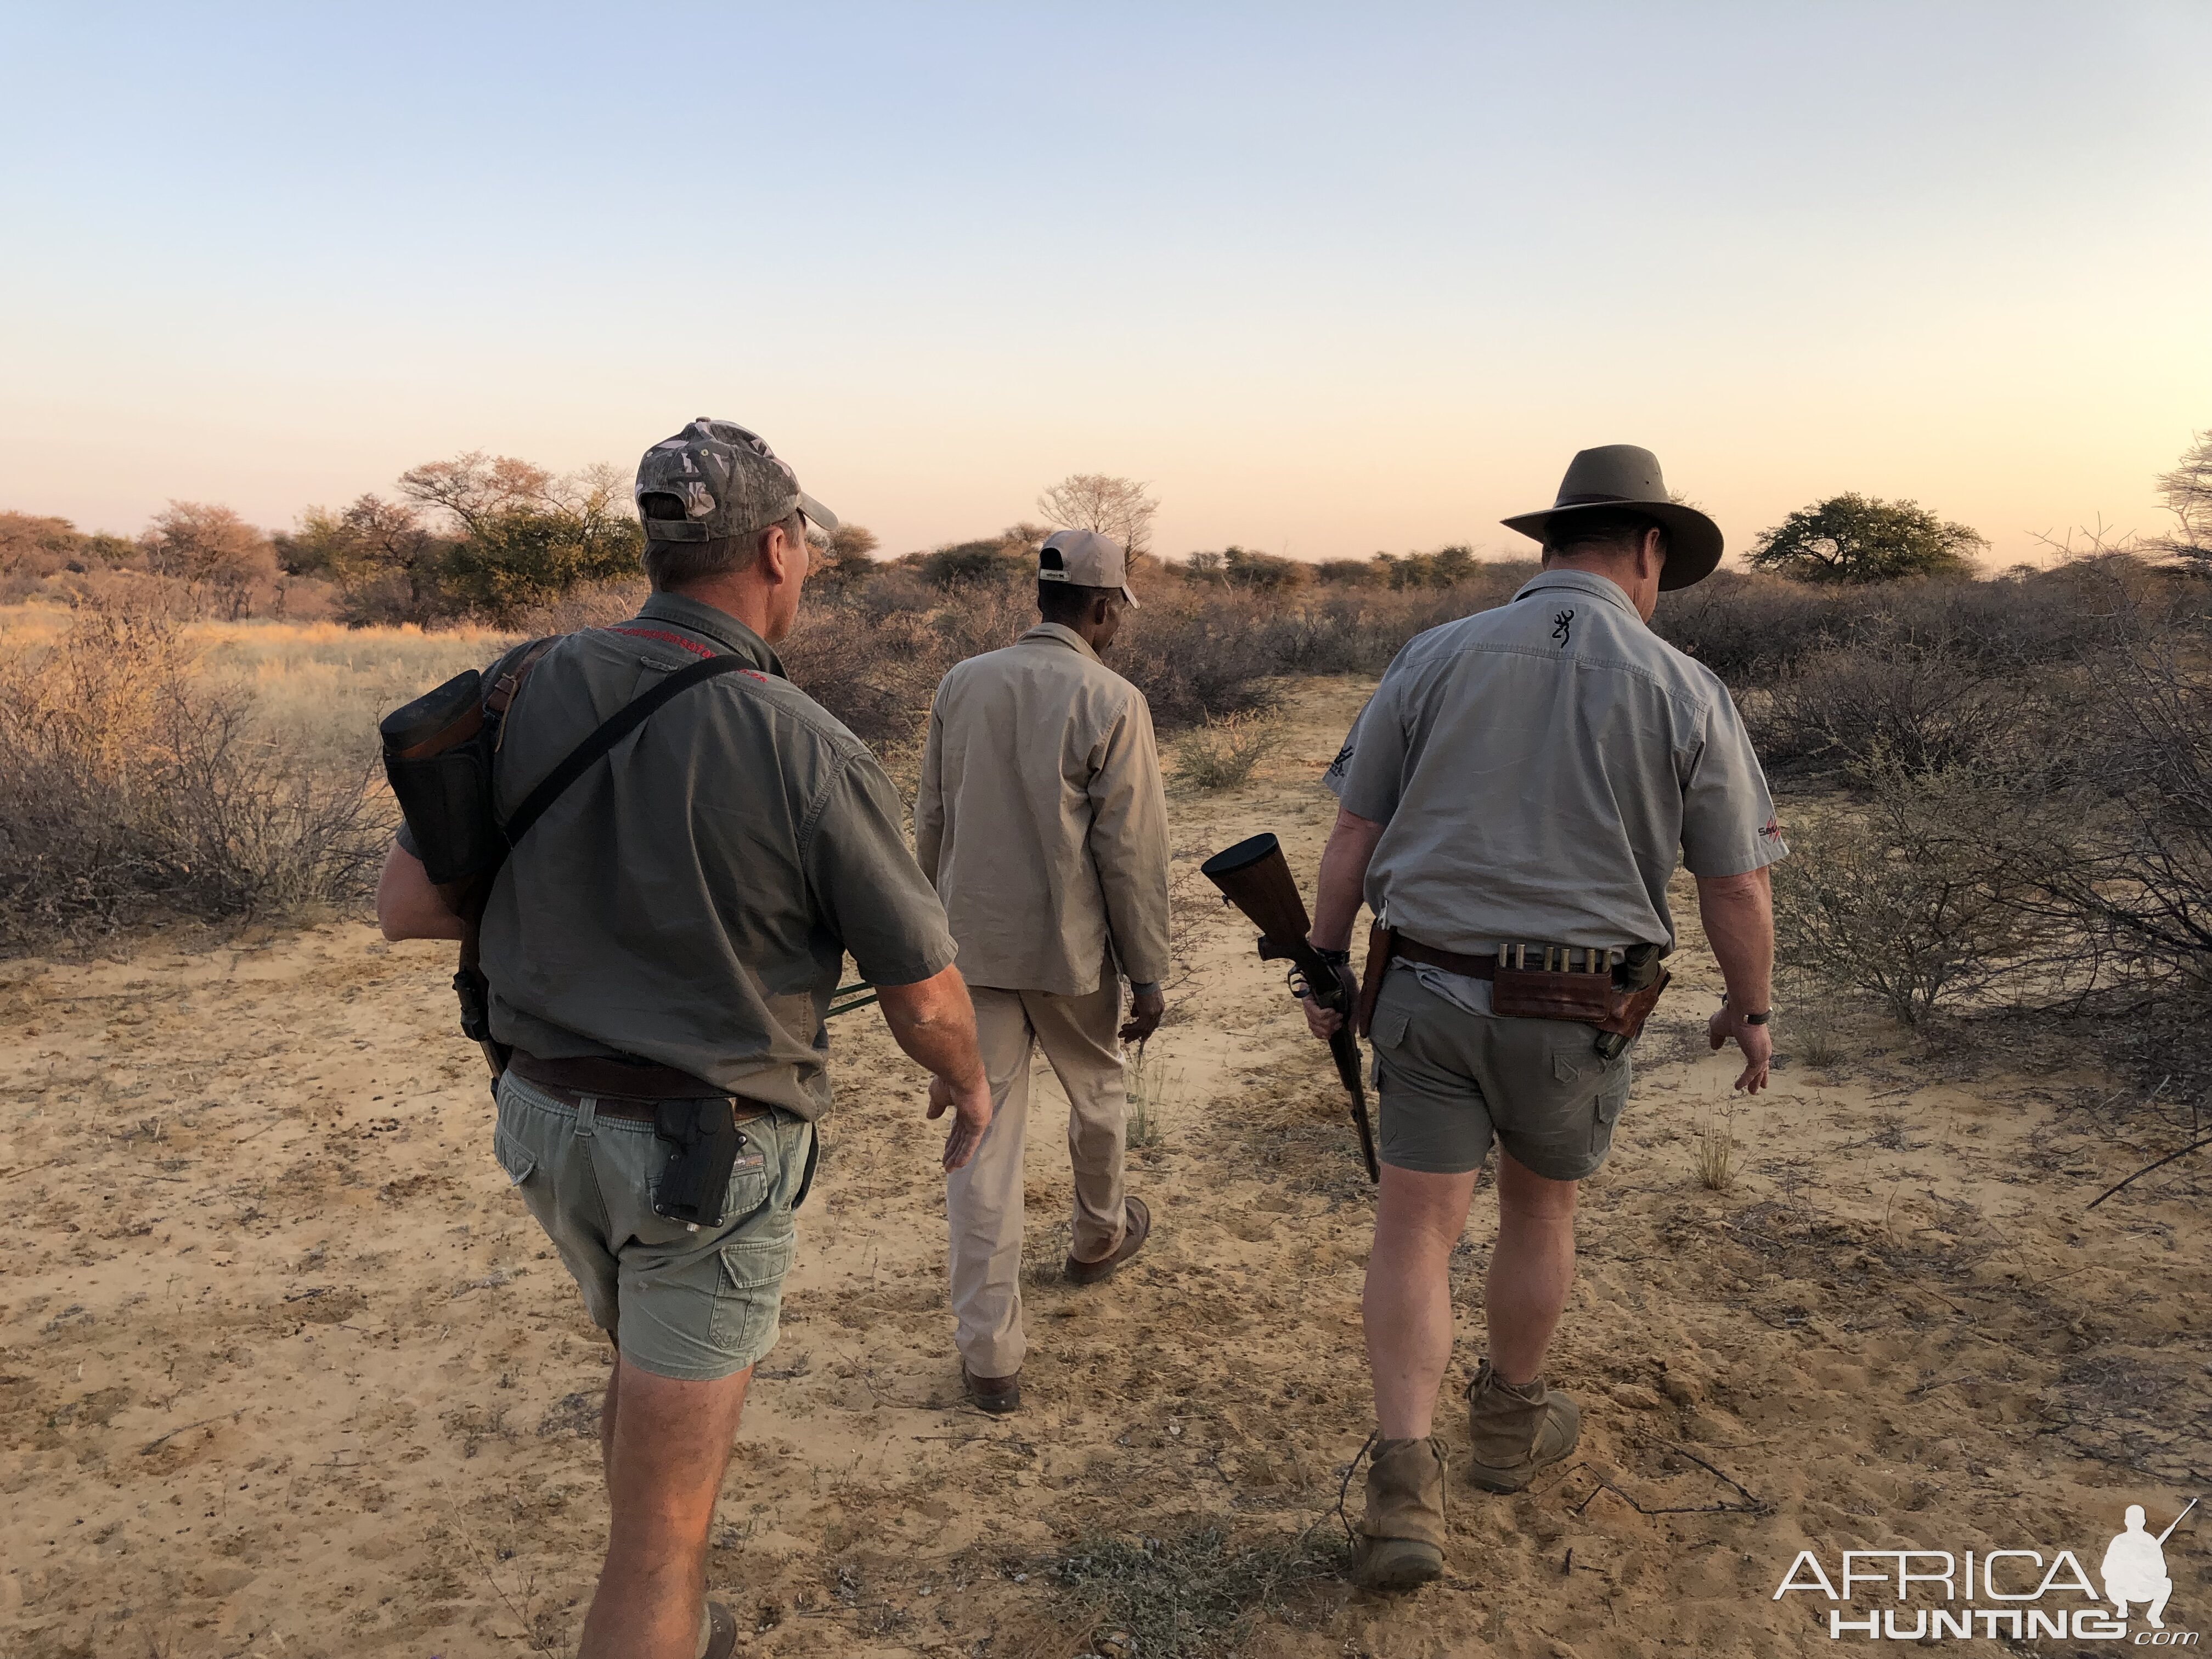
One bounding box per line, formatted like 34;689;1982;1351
3;434;2205;625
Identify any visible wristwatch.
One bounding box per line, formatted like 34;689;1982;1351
1722;992;1771;1026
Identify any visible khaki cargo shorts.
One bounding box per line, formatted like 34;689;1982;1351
493;1071;814;1381
1368;967;1633;1181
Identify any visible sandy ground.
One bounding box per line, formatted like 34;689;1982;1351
4;675;2207;1657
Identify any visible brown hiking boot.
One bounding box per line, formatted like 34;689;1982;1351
1352;1436;1447;1591
1463;1359;1579;1493
963;1365;1022;1414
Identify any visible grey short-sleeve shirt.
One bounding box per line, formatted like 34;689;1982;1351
469;592;957;1118
1329;568;1785;955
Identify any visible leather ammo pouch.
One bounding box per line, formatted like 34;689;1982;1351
1489;941;1671;1059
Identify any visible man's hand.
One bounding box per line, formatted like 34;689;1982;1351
1119;988;1165;1045
1300;957;1359;1041
875;963;991;1171
1708;1002;1773;1093
927;1073;992;1171
375;840;465;942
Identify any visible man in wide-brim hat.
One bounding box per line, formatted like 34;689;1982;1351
1304;445;1786;1590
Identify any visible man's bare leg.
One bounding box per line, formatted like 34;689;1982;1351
579;1356;752;1659
1363;1165;1481;1438
1486;1151;1578;1385
600;1342;621;1476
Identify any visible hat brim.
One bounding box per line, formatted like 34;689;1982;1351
798;492;840;537
1500;499;1723;591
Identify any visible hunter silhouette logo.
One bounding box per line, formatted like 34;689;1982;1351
2107;1500;2194;1630
1771;1497;2199;1643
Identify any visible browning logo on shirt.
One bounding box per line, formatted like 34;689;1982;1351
1551;608;1575;646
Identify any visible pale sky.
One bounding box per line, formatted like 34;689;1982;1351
3;3;2207;568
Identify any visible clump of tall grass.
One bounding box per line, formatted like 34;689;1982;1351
1175;714;1279;792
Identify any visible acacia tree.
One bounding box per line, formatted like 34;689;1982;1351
2149;430;2212;568
280;495;448;624
395;453;559;533
140;502;279;618
806;523;880;595
393;454;641;623
1748;494;1985;584
1037;473;1158;557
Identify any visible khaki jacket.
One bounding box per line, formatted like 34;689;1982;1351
917;624;1171;996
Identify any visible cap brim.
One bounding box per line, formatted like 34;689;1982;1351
1500;500;1724;591
1119;584;1140;609
798;491;839;536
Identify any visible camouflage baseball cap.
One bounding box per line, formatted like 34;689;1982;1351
634;417;839;544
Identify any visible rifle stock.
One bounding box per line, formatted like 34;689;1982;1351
1200;833;1380;1182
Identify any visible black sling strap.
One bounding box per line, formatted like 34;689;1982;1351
502;652;756;849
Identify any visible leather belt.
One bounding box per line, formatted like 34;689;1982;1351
507;1049;766;1124
1393;937;1499;979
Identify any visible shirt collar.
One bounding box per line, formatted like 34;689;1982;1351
1510;567;1644;623
634;592;787;677
1019;622;1101;663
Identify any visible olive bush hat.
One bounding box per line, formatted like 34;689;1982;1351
1502;444;1723;590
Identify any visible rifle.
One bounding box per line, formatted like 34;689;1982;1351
1200;832;1378;1182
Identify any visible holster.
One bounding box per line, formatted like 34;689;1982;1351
652;1097;746;1229
1356;922;1396;1039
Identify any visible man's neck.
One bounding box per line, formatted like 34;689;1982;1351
662;575;776;642
1540;557;1653;620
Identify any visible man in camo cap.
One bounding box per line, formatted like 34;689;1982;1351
377;417;991;1658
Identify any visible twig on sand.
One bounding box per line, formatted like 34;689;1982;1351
2086;1132;2212;1211
1563;1444;1767;1518
139;1409;244;1455
435;1482;557;1656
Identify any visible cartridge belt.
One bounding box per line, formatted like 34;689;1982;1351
1393;938;1622;979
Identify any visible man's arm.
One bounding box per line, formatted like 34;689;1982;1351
375;841;464;943
1087;700;1173;1043
1696;867;1774;1094
874;964;992;1170
1303;806;1386;1039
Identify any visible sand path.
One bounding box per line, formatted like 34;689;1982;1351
4;677;2205;1656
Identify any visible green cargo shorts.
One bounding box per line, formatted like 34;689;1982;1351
492;1071;814;1381
1368;967;1633;1181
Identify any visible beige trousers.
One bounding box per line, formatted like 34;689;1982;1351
946;980;1128;1376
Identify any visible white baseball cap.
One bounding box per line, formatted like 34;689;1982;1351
1038;528;1139;607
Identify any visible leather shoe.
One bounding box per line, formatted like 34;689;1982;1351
1065;1195;1151;1285
963;1364;1022;1414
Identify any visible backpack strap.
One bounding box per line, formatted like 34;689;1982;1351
500;653;756;849
454;647;757;1091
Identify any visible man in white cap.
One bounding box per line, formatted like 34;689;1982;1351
916;528;1172;1412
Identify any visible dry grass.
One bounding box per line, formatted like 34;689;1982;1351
1694;1108;1740;1192
1126;1038;1181;1150
1174;714;1279;791
0;599;391;947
